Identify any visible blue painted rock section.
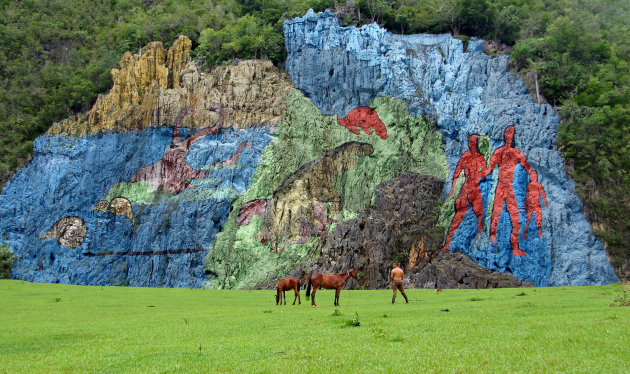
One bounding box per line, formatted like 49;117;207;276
0;127;271;287
284;10;618;286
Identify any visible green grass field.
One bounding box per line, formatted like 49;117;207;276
1;280;629;373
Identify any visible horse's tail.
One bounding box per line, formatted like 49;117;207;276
306;278;312;299
275;287;280;304
297;279;301;292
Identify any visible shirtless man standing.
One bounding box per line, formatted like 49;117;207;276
390;263;408;304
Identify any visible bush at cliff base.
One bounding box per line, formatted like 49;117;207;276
0;243;16;279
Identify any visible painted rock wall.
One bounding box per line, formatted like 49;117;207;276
0;11;619;288
1;127;268;287
303;172;534;290
0;38;291;288
283;10;618;286
205;93;448;288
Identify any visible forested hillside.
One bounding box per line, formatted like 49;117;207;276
1;0;628;276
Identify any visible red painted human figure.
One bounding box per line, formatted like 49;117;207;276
442;134;487;251
479;126;532;256
523;170;548;239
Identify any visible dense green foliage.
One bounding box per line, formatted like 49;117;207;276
0;243;16;278
1;0;628;273
2;280;629;372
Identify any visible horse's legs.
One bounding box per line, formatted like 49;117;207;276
311;285;317;307
297;288;301;305
292;286;297;305
335;288;341;306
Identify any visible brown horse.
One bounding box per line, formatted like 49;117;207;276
306;269;359;307
276;278;301;305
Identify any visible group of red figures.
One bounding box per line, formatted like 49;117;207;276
442;126;548;256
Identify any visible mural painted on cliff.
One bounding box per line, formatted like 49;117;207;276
257;141;373;252
39;217;87;248
283;10;617;286
444;126;549;258
205;93;448;289
0;40;294;288
0;123;271;287
1;11;619;289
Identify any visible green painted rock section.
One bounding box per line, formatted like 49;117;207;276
205;91;447;288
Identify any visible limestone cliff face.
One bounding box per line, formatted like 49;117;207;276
283;10;618;286
49;36;292;135
1;11;620;289
2;37;290;288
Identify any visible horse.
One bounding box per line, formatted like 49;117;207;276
305;269;359;307
276;278;301;305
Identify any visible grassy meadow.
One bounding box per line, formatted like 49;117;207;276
1;280;629;373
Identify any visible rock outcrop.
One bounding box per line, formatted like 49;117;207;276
283;10;618;286
1;38;289;288
49;36;292;135
259;141;373;252
300;172;531;290
0;11;620;289
205;93;448;289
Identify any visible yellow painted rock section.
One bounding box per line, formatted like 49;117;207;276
48;36;293;135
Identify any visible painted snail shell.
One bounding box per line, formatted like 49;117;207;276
109;197;134;222
39;216;87;248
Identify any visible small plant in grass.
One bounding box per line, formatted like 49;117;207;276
470;297;483;301
372;327;387;339
54;297;61;302
516;291;527;296
331;309;341;316
609;284;630;307
346;312;360;327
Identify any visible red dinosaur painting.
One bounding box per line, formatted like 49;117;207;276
130;104;250;194
336;107;387;140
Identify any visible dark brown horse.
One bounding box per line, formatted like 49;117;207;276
306;269;359;307
276;278;301;305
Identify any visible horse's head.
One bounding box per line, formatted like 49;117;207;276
348;268;359;280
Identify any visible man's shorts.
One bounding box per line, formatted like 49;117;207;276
392;280;404;291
